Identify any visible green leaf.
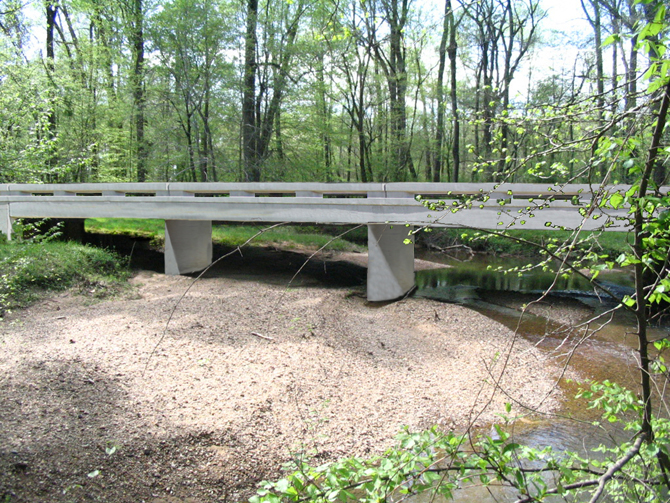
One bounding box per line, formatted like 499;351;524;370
609;192;624;209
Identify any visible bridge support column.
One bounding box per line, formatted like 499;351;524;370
164;220;212;275
367;224;415;302
0;204;11;240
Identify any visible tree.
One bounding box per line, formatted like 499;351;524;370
121;0;147;182
367;0;418;181
151;0;228;182
242;0;307;182
434;0;461;182
460;0;542;182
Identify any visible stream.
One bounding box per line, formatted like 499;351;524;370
413;252;668;502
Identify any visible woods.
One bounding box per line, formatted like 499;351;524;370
0;0;661;186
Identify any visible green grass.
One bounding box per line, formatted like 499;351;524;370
0;239;129;314
85;219;366;252
85;218;165;239
418;227;632;258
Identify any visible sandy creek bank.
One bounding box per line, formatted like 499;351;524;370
0;246;566;503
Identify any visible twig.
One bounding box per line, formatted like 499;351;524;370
251;331;274;341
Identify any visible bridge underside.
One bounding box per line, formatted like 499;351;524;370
162;219;415;302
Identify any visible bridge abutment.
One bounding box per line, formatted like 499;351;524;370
367;224;415;302
164;220;213;275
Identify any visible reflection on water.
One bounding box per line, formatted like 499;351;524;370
411;253;658;503
416;253;634;300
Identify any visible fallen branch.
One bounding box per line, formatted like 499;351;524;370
251;331;274;341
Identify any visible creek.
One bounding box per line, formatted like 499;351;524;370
413;252;668;502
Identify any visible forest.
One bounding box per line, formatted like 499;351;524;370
0;0;662;186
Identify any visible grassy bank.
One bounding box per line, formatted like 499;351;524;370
85;219;367;252
417;227;632;259
0;238;129;315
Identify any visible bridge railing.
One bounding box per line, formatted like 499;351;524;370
0;182;637;207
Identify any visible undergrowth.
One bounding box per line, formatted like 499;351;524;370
0;239;129;316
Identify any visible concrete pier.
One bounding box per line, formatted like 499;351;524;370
0;204;10;240
367;224;415;301
164;220;213;275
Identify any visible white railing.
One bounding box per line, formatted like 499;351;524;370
0;181;625;202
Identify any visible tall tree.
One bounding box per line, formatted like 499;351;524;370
368;0;417;181
152;0;227;182
45;0;59;181
242;0;306;181
121;0;147;181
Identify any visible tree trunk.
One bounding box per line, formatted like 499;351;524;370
433;0;449;183
316;52;332;180
447;0;460;182
130;0;147;182
242;0;260;181
582;0;605;124
45;0;58;182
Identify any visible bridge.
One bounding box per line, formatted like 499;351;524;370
0;182;632;301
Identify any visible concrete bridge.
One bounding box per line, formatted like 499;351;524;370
0;182;632;301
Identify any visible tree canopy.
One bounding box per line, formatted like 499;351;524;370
0;0;662;186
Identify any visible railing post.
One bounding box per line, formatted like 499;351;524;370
367;223;415;301
0;204;11;240
164;220;212;275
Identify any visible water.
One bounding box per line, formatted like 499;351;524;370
412;253;666;502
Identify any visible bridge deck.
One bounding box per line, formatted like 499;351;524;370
0;182;630;231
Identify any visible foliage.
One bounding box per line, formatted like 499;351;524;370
0;238;129;315
0;0;652;184
250;382;670;503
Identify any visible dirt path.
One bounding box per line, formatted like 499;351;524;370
0;249;564;502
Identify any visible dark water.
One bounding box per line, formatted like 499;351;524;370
412;253;665;502
416;253;634;302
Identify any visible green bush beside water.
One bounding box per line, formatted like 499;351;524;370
0;238;129;314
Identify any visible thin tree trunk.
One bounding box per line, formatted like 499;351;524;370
582;0;605;124
45;0;58;182
316;52;332;180
434;0;449;183
242;0;260;181
130;0;147;182
447;0;460;182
